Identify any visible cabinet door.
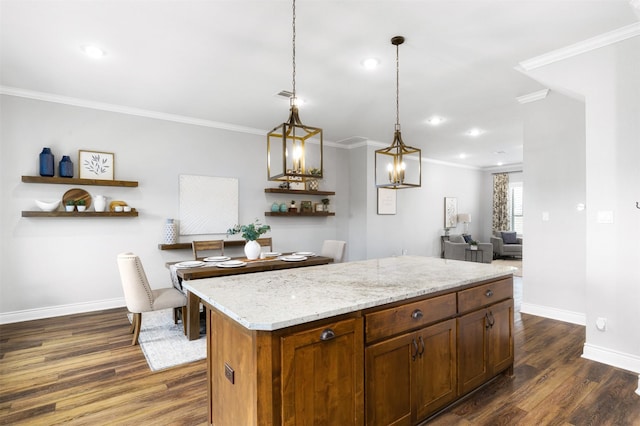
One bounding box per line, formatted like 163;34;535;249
365;332;415;426
413;319;457;421
487;299;514;375
457;308;489;395
281;317;363;426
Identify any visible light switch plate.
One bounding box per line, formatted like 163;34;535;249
542;212;549;221
597;211;614;224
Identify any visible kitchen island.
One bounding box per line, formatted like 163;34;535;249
184;256;515;425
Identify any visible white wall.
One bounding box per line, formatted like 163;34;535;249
1;94;490;323
522;35;640;372
520;91;587;322
0;95;346;321
356;145;489;260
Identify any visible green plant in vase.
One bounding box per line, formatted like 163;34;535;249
65;200;75;212
75;199;87;212
227;219;271;260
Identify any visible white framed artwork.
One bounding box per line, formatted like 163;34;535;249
179;175;238;235
444;197;458;228
377;188;397;215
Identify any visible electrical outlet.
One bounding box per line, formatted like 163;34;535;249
596;317;607;331
224;363;235;384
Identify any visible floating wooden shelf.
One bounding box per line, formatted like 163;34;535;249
22;176;138;187
158;240;247;250
264;188;335;196
264;211;335;217
22;210;139;218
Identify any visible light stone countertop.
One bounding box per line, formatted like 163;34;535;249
183;255;516;331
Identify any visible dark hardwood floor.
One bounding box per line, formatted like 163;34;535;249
2;279;639;425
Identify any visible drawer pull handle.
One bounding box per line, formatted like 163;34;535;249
485;289;494;298
320;329;336;341
411;309;424;320
418;336;425;358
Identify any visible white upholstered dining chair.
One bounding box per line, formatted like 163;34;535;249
320;240;346;263
117;252;187;345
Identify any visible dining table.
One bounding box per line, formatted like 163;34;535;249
168;254;333;340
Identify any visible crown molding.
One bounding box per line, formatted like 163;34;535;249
0;86;347;149
517;22;640;72
516;89;550;104
1;85;268;134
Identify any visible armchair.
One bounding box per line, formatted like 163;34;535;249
443;234;492;263
490;230;522;259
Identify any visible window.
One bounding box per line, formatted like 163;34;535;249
509;182;523;235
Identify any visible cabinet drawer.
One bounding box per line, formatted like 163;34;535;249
365;293;456;342
458;278;512;314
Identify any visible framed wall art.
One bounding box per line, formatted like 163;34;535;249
79;150;114;180
300;200;313;213
444;197;458;228
377;188;396;215
179;175;238;235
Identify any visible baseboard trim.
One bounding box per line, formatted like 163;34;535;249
0;298;125;324
582;343;640;375
520;302;586;325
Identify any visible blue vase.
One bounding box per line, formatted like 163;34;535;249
59;155;73;178
39;148;54;177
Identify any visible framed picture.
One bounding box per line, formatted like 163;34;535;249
444;197;458;228
300;200;313;213
315;203;324;212
377;188;396;215
79;150;114;180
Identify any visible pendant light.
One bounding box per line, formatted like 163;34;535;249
267;0;323;183
375;36;421;189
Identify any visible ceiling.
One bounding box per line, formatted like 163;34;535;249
1;1;637;169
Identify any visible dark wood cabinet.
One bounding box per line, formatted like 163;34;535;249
281;317;364;425
206;307;363;426
365;319;457;426
457;294;514;396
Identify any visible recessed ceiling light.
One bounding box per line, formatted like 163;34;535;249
497;161;504;166
466;128;484;137
81;44;106;59
427;116;445;126
493;150;506;155
459;153;467;159
361;58;380;70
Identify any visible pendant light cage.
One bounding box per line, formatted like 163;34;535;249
375;36;422;189
267;0;323;183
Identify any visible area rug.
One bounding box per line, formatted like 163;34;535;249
127;309;206;371
492;258;522;277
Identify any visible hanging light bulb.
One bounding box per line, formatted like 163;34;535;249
375;36;422;189
267;0;323;183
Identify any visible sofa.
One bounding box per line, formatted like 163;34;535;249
490;230;523;259
443;234;492;263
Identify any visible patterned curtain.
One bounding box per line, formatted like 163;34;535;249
493;173;510;231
